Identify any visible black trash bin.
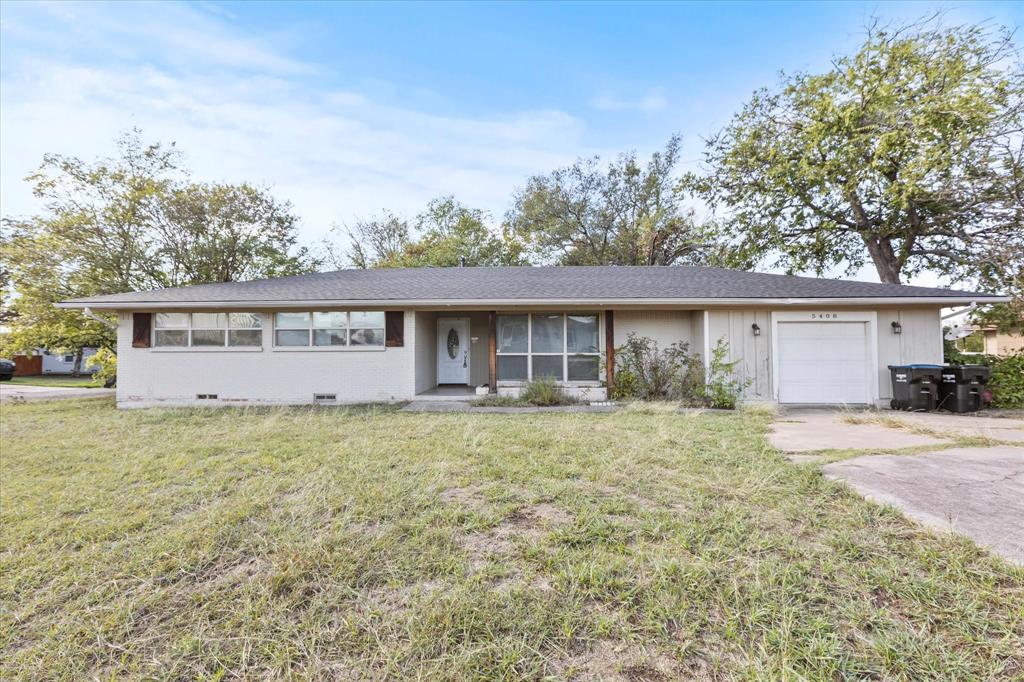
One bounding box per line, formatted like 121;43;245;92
938;365;991;413
888;364;943;411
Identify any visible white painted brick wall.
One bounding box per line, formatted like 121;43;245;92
115;311;418;408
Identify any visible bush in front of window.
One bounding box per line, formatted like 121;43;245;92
519;376;577;406
611;333;704;403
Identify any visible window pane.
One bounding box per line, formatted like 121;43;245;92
497;315;528;353
531;314;563;353
275;312;310;329
567;315;599;353
155;313;189;328
314;329;348;346
568;355;600;381
350;311;385;328
350;328;384;346
154;330;188;346
228;329;262;346
497;355;527;381
313;312;347;329
275;329;309;346
532;355;563;380
192;329;225;346
229;312;262;329
192;313;228;329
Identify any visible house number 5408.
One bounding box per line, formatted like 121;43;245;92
810;313;838;319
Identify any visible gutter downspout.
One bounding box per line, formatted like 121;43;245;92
83;306;117;330
941;302;978;321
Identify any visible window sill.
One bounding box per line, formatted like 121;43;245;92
497;380;603;387
271;346;386;352
151;347;263;353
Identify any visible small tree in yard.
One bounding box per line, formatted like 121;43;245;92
84;347;117;387
704;339;750;410
686;17;1024;288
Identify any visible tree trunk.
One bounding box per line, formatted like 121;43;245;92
72;349;83;377
862;236;904;284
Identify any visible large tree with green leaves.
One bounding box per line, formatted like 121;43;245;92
155;182;313;285
0;130;178;368
507;135;714;266
332;197;527;269
1;130;315;366
686;18;1024;286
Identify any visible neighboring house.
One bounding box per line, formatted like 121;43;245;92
57;266;1008;409
12;348;99;375
953;324;1024;357
39;347;99;374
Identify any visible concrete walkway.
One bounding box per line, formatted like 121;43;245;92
769;417;950;452
401;401;618;413
0;384;115;403
824;447;1024;564
890;411;1024;443
771;408;1024;565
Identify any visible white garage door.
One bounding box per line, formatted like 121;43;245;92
777;322;870;404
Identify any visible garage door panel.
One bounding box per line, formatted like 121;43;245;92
777;321;870;404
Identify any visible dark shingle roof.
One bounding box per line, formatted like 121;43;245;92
60;266;1003;306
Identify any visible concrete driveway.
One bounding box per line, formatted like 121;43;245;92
0;383;115;403
824;447;1023;563
771;409;1024;564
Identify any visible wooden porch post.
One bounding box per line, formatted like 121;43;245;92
605;310;615;394
488;311;497;393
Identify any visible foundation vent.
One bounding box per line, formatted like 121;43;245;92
196;394;218;400
313;393;337;404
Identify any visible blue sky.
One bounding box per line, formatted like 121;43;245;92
1;1;1021;281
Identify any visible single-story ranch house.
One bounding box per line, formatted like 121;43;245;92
58;266;1008;409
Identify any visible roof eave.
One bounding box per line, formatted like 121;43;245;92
56;295;1011;310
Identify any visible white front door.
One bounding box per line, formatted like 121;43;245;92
437;317;471;384
776;321;870;404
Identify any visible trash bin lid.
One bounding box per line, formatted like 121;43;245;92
907;364;943;368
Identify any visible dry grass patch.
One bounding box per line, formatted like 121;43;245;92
1;398;1022;680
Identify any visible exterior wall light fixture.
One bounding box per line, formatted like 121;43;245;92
891;321;902;334
751;323;761;336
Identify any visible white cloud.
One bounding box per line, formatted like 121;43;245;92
591;90;669;113
0;1;588;246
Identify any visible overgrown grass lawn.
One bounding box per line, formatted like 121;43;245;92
2;399;1021;680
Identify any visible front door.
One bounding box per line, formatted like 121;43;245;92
437;317;471;384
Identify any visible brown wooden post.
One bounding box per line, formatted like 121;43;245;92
488;311;497;393
605;310;615;394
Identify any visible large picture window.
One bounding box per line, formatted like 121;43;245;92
274;311;385;347
496;313;600;382
153;312;263;347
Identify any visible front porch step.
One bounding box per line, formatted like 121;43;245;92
411;387;481;402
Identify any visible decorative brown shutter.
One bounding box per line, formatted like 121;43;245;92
132;313;152;348
384;311;404;347
605;310;615;393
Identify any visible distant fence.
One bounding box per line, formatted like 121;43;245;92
14;355;42;376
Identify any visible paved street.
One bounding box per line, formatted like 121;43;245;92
0;384;115;403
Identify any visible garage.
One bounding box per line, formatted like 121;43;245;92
775;318;874;404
